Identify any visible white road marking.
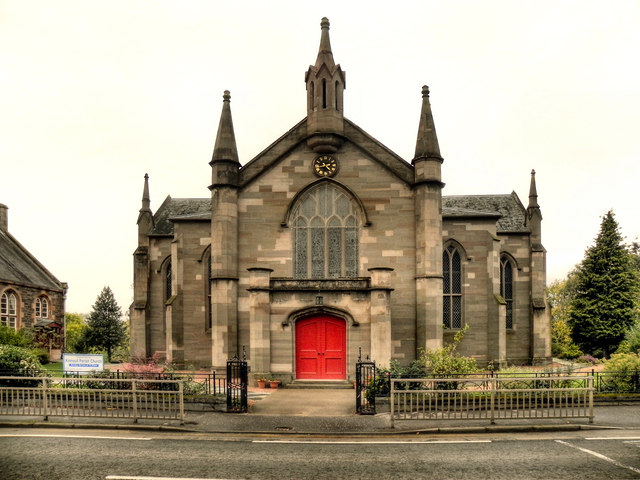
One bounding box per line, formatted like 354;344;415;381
586;436;640;440
0;433;151;440
106;477;237;480
555;440;640;475
253;439;491;444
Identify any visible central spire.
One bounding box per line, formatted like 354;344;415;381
315;17;335;69
305;17;345;153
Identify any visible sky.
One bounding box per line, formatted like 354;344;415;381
2;0;639;315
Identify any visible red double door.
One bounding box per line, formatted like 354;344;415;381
295;315;346;380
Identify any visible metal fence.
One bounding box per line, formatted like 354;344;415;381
226;356;248;413
0;376;184;424
375;369;640;396
390;376;594;427
356;355;376;414
0;369;227;396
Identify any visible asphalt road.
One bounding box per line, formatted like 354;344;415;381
1;428;640;479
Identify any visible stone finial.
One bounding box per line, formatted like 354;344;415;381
413;85;442;163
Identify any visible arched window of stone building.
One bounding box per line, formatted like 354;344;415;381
291;182;360;279
500;255;515;329
35;296;49;319
443;244;463;329
204;250;212;330
165;261;172;301
1;291;18;329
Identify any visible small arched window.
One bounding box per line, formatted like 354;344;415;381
35;297;49;319
500;256;514;329
165;261;172;301
291;182;360;279
322;79;327;109
205;251;212;330
1;291;18;329
443;244;463;329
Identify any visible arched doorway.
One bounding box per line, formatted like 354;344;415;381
295;315;346;380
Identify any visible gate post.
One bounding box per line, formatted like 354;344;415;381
356;349;376;415
226;348;248;413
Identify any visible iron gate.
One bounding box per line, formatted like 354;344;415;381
356;350;376;414
226;349;247;413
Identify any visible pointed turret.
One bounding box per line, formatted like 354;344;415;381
209;91;240;189
413;85;444;354
136;173;153;245
526;169;543;246
413;86;443;164
528;169;540;209
305;17;345;153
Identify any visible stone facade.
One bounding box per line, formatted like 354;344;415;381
130;18;551;381
0;203;67;359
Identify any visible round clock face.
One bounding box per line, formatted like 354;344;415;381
313;155;338;177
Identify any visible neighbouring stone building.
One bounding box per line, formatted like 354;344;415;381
130;18;551;382
0;204;67;360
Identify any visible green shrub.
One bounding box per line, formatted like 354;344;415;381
0;344;43;373
418;326;479;378
0;326;32;348
605;352;640;393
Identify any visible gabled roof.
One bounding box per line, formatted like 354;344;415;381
0;229;65;292
149;196;211;236
238;117;414;187
442;192;529;233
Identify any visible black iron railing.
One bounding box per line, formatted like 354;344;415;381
226;349;248;413
356;350;376;415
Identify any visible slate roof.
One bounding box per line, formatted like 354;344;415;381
0;229;65;291
442;193;529;233
148;194;529;236
149;196;211;236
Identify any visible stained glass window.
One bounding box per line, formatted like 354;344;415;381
291;183;360;278
443;245;463;329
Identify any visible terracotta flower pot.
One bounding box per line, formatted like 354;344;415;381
269;380;281;389
257;380;267;388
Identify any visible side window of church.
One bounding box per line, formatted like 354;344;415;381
443;245;462;329
165;262;172;300
500;256;514;329
292;183;359;279
35;297;49;319
1;292;18;329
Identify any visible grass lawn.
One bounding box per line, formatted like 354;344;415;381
42;361;63;374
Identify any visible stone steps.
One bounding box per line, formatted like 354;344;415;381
285;380;354;389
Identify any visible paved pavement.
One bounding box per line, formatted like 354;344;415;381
1;387;639;435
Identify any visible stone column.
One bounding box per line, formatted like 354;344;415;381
248;268;273;375
369;267;394;368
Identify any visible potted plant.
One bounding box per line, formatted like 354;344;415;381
269;379;281;389
257;378;268;388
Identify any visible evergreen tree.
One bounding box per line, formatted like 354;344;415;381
81;286;125;362
568;211;640;357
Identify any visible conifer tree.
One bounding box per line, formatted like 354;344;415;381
81;286;125;362
568;211;639;357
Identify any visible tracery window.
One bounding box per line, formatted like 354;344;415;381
1;291;18;329
291;182;359;279
500;256;514;329
35;297;49;319
443;244;462;329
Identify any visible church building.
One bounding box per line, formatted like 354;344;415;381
130;18;551;382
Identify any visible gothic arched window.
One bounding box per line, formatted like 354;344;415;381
291;183;360;279
1;291;18;329
500;255;514;329
35;296;49;319
443;244;463;329
165;261;172;301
